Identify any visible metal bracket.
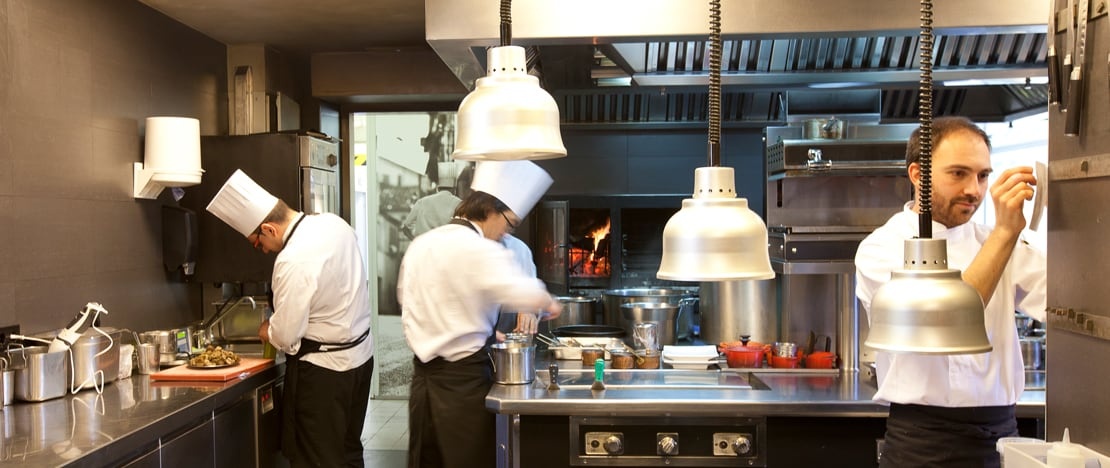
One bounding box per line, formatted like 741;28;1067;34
1047;306;1110;342
1047;152;1110;181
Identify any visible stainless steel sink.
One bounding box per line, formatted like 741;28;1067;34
533;369;769;391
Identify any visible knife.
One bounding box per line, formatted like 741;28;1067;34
1065;0;1090;136
1062;0;1075;110
1048;1;1063;106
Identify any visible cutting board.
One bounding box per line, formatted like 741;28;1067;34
150;357;274;382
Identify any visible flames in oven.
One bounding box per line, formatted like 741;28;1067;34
570;217;611;278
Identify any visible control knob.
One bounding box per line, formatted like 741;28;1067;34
658;435;679;456
731;436;752;455
603;435;623;455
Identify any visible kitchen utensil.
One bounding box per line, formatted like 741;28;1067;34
632;321;659;352
1019;336;1046;370
622;302;679;348
137;343;159;375
1048;0;1062;106
546;363;560;391
724;345;763;368
13;346;69;402
580;348;605;366
823;335;831;353
149;357;274;382
551;325;625;338
601;288;697;329
1065;0;1090;135
804;351;837;369
609;350;634;369
490;341;536;385
551;296;601;328
806;331;816;355
0;357;11;406
772;342;797;358
633;350;660;369
770;354;800;369
48;302;107;353
590;359;606;390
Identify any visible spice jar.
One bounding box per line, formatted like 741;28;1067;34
610;350;634;369
634;350;660;369
580;348;605;366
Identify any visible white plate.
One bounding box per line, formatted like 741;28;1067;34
662;358;714;370
661;345;719;362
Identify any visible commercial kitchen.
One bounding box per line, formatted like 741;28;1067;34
0;0;1106;466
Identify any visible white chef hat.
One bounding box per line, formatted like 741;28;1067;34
471;161;553;217
206;169;279;237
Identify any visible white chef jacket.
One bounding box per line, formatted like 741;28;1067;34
269;213;374;372
402;190;461;238
855;203;1046;407
399;221;554;362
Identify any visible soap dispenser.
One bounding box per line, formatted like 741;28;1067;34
162;205;198;276
1046;428;1084;468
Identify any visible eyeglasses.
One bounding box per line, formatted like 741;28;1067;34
500;211;517;232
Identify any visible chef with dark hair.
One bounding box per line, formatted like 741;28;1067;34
207;169;374;467
399;160;561;468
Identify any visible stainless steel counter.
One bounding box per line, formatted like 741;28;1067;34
486;360;1046;419
0;365;282;467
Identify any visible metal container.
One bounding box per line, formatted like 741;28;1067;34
11;346;68;402
1019;336;1045;370
71;329;123;390
620;302;680;348
139;330;177;365
136;343;159;375
601;288;697;330
490;342;536;385
698;280;776;345
551;296;600;328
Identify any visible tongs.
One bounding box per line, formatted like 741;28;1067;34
534;333;561;347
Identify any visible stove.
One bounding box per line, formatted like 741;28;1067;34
571;416;766;466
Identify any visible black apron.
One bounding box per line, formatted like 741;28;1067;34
276;214;373;467
408;217;499;468
880;403;1018;468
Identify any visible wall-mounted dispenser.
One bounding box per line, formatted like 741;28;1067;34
134;117;204;199
162;205;198;276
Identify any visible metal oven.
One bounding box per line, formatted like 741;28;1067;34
764;122;915;370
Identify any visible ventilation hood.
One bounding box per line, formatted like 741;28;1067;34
426;0;1048;125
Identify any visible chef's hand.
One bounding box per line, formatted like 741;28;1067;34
990;166;1036;236
258;319;271;343
494;331;507;342
541;297;563;321
515;312;540;334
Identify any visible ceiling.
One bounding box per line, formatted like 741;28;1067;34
137;0;1051;125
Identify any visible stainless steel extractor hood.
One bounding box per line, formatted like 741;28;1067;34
426;0;1049;125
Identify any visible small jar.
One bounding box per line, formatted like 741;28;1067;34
610;350;634;369
634;350;660;369
580;348;605;367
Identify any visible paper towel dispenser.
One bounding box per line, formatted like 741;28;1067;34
162;205;198;276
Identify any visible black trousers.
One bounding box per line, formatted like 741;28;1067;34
282;356;375;468
408;351;494;468
880;403;1018;468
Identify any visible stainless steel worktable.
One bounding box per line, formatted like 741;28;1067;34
0;364;283;467
486;359;1046;467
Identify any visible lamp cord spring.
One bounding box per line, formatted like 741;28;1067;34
917;0;934;238
707;0;722;166
499;0;512;47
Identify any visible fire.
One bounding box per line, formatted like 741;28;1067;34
589;218;611;262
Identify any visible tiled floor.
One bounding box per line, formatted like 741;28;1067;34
362;398;409;467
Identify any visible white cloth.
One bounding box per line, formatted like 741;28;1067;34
855;203;1046;407
206;169;279;237
402;190;461;238
268;213;374;372
470;161;552;217
399;223;554;362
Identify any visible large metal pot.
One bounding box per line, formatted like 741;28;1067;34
490;341;535;385
1019;336;1045;370
620;302;680;347
601;288;698;330
550;296;601;328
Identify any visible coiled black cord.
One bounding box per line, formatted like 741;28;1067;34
499;0;512;47
918;0;934;238
708;0;722;166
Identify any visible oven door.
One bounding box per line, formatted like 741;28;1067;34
536;200;569;295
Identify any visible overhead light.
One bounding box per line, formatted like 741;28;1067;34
656;0;774;282
451;1;566;161
863;0;991;355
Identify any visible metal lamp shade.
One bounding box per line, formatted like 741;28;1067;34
451;46;567;161
865;238;992;355
657;167;775;281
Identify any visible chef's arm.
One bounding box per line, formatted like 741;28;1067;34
962;166;1035;306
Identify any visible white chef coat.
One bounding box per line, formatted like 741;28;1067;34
399;221;554;362
269;213;374;372
855;203;1046;407
402;190;461;238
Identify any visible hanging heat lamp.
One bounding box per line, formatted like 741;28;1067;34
863;0;991;355
451;0;567;161
656;0;774;282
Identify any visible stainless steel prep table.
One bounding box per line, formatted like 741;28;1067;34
0;364;284;467
486;360;1045;467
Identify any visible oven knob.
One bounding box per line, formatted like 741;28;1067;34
603;435;623;454
732;436;752;455
658;435;679;456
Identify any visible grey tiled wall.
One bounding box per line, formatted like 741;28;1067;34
0;0;227;335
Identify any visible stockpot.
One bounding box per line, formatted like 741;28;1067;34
550;296;601;328
601;288;698;330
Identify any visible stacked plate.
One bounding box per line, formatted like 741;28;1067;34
661;345;720;370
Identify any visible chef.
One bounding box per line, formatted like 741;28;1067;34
207;169;374;468
399;160;562;468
